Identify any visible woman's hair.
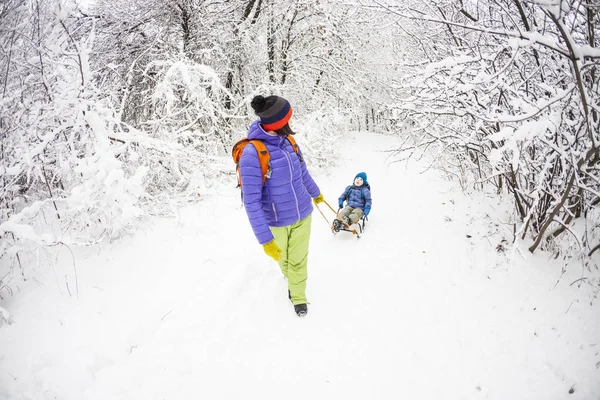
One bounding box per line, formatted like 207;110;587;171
275;123;295;136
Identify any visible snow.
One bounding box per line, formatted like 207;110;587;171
0;307;14;328
577;45;600;59
0;221;53;245
0;132;599;400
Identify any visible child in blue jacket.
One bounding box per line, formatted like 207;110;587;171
333;172;372;231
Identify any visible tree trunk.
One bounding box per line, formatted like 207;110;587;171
267;14;276;83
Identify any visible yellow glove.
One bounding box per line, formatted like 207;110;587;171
313;193;324;205
263;240;282;262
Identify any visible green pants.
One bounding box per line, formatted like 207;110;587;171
270;214;312;305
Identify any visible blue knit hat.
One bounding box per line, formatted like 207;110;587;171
355;172;367;183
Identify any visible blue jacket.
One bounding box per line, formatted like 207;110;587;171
239;121;320;244
339;184;372;212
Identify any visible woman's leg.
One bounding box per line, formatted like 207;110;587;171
286;214;312;305
270;225;290;278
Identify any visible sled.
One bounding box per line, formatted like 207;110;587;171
315;200;367;239
333;212;368;238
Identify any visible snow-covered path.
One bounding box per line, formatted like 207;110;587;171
1;132;599;400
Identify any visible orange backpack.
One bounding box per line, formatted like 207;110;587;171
232;135;302;188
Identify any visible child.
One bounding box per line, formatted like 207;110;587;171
333;172;372;231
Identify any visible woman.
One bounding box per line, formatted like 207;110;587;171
239;95;323;317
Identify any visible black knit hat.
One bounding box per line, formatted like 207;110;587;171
251;95;293;131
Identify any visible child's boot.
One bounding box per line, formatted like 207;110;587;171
332;219;341;232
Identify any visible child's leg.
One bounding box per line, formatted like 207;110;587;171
348;208;364;224
337;206;353;220
287;214;312;305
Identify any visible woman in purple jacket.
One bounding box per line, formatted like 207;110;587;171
239;95;323;317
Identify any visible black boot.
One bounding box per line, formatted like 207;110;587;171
294;303;308;317
332;219;341;232
288;289;292;303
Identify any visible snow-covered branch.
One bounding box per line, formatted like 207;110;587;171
382;0;600;261
0;306;15;328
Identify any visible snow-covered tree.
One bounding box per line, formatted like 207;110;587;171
380;0;600;264
0;0;150;300
1;0;395;306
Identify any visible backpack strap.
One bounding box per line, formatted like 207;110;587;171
248;140;271;185
232;138;272;187
344;186;351;201
361;183;370;200
285;135;304;163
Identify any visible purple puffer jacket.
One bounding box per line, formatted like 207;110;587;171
239;121;320;244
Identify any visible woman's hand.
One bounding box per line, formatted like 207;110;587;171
313;193;324;205
263;240;282;261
